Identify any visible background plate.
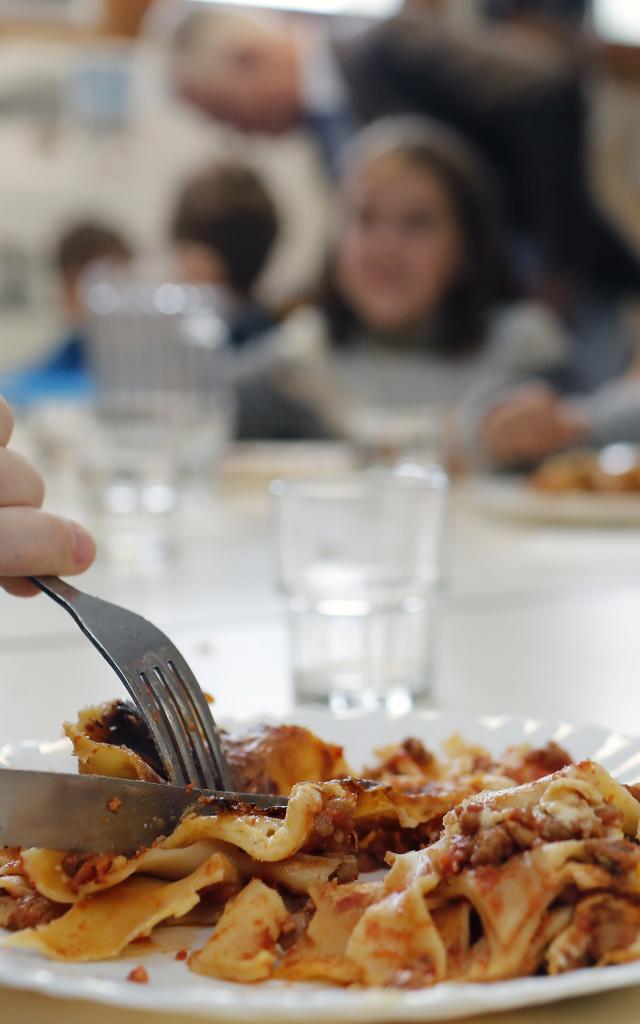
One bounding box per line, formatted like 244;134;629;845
3;708;640;1021
470;477;640;526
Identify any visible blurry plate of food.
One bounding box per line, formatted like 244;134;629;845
4;704;640;1019
471;444;640;525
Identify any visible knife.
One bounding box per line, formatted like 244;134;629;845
0;770;288;856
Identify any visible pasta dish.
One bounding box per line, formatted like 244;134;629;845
3;700;640;989
530;449;640;495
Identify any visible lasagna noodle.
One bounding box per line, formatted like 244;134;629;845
430;900;473;976
23;841;355;907
278;879;384;984
20;845;232;904
3;853;238;962
546;894;640;973
0;849;18;871
346;879;447;986
162;782;346;862
0;876;31;899
0;850;29;899
352;782;478;831
442;851;564;981
21;849;135;903
65;721;163;783
189;879;290;982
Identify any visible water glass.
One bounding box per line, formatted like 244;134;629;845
346;405;444;471
80;271;234;563
272;468;448;712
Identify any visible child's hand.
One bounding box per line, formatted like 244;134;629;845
480;384;587;467
0;397;95;597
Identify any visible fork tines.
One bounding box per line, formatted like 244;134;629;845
30;576;233;794
137;650;232;791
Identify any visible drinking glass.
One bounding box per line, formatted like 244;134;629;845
346;405;444;471
272;468;448;713
79;269;234;564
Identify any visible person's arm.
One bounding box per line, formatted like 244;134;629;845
473;382;587;468
570;377;640;448
0;396;95;596
474;374;640;469
455;303;581;469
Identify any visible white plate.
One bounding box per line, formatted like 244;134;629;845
470;477;640;526
3;708;640;1021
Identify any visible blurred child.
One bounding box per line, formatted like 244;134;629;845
324;116;630;465
328;117;567;383
171;161;279;347
171;161;336;439
0;221;132;408
50;221;133;373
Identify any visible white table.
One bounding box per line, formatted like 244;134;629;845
3;468;640;1022
3;481;640;735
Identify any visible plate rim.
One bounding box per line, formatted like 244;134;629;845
2;956;640;1022
469;476;640;526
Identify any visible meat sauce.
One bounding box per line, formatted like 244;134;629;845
436;802;626;877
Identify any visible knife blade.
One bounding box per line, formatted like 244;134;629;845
0;770;288;856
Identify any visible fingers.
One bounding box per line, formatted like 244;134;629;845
482;394;567;466
0;396;13;446
0;507;96;586
0;396;96;597
556;406;588;448
0;578;41;597
482;405;531;464
0;447;45;509
487;393;585;466
505;411;558;461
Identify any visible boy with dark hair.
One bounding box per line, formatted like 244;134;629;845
52;221;133;371
171;161;280;350
171;160;335;439
0;220;132;406
171;161;278;303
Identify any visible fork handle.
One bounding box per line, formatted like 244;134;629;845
29;576;136;689
29;576;98;632
30;575;82;606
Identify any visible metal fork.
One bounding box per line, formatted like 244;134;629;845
30;576;233;793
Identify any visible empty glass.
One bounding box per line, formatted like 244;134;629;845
80;267;234;563
272;468;448;712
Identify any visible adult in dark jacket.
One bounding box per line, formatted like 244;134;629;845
169;5;640;297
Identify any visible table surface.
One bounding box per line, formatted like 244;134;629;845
3;451;640;1022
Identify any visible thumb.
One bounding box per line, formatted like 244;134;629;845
0;507;95;596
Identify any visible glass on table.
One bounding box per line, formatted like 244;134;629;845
346;405;444;472
78;268;234;565
333;350;446;470
272;468;448;713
